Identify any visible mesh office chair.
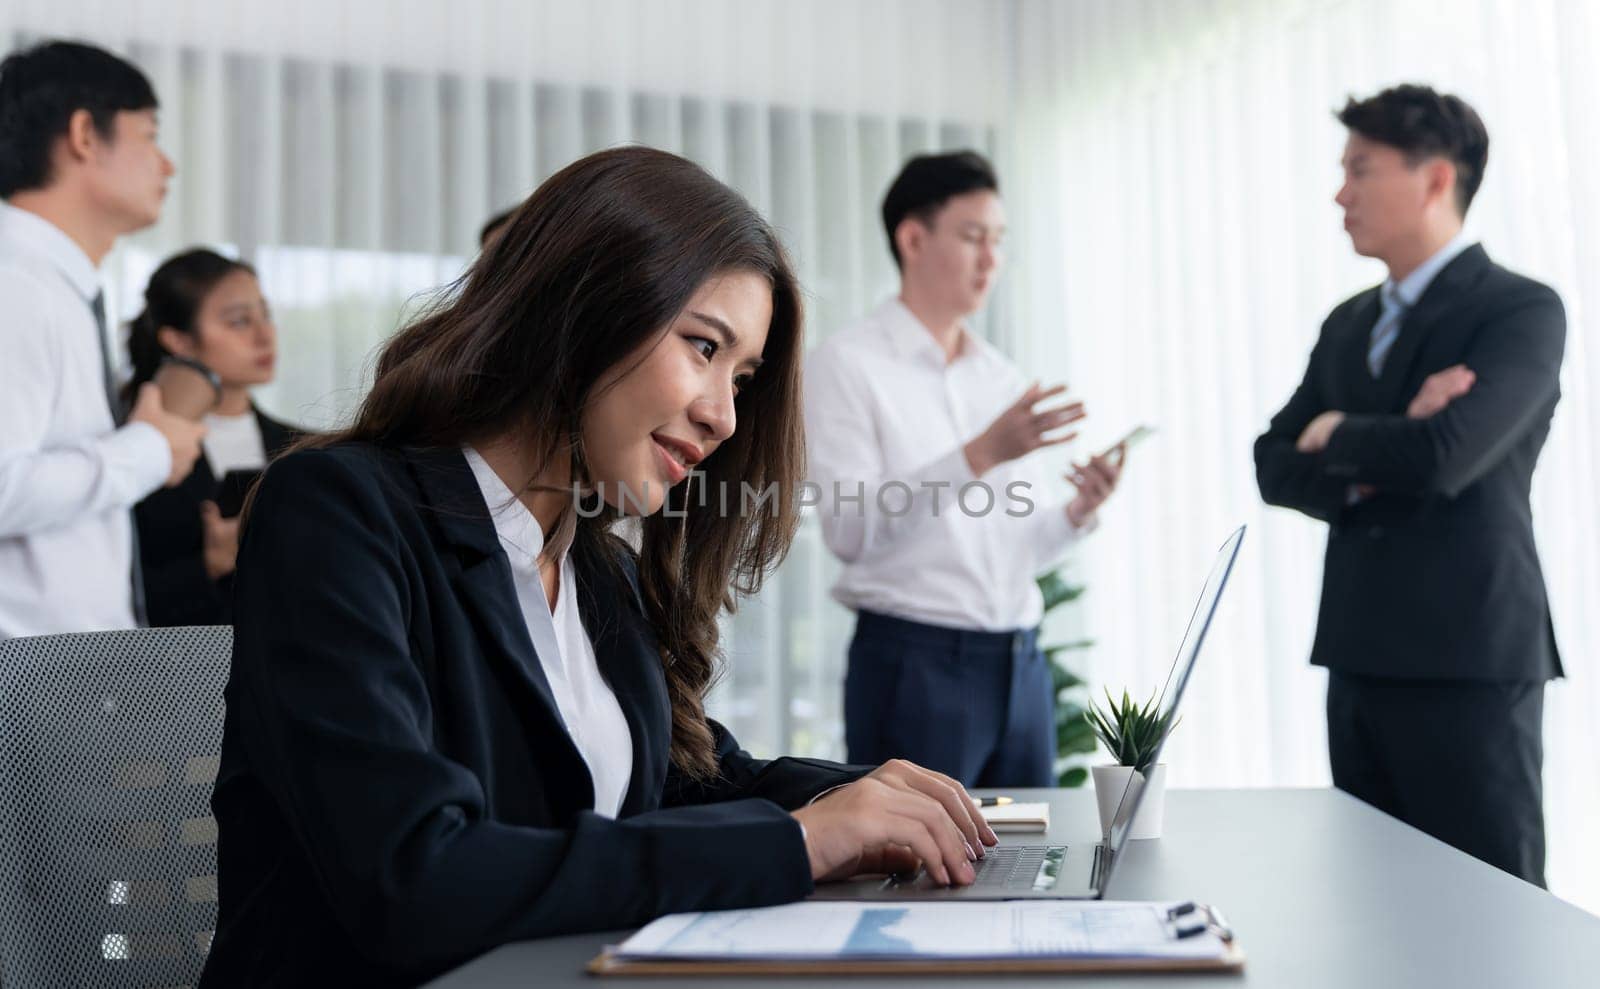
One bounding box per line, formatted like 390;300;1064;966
0;626;232;989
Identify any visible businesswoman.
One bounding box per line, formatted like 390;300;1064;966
124;249;299;625
200;147;997;987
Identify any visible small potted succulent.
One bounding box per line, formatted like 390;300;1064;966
1085;688;1178;839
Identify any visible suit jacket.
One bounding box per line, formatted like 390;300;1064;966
1254;245;1564;682
133;406;298;627
199;443;867;988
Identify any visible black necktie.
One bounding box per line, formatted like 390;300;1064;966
89;291;148;626
89;291;127;421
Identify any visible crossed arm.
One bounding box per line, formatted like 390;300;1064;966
1294;363;1476;498
1255;288;1565;515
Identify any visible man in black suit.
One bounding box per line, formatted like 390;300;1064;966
1255;84;1564;887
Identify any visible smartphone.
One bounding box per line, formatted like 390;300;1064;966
153;356;222;420
215;468;263;519
1105;424;1155;460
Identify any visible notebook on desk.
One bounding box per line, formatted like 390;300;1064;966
588;899;1245;976
981;801;1049;832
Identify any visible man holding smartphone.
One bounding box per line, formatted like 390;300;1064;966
805;151;1127;787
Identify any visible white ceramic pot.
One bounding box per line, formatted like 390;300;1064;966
1091;763;1167;840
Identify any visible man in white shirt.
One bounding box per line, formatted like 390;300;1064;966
805;151;1124;787
0;40;203;638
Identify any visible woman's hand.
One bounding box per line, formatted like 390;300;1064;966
789;759;999;886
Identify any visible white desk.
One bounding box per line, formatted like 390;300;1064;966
425;787;1600;987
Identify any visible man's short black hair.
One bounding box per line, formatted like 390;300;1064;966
0;40;158;198
1337;84;1489;217
881;150;999;269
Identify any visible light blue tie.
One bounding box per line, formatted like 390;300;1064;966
1367;282;1408;377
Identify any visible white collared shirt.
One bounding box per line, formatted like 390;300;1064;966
464;447;633;817
0;203;170;639
804;298;1090;631
202;411;268;477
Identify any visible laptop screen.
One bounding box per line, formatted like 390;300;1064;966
1101;525;1245;867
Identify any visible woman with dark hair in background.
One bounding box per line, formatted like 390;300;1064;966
199;146;996;987
125;249;299;626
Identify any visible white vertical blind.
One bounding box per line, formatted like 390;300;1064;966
0;0;1008;772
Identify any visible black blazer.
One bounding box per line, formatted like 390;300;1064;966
199;444;866;987
1254;245;1564;682
133;406;297;626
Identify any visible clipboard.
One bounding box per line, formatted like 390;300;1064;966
587;944;1246;976
587;900;1246;976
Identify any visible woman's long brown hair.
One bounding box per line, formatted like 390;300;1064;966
294;147;805;779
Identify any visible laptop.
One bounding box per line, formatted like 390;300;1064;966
813;525;1245;901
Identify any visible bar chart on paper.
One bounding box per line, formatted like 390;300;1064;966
611;900;1231;961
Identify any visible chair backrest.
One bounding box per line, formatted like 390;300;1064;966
0;626;232;989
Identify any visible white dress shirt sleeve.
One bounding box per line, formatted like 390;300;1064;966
996;350;1096;576
804;346;976;564
979;358;1093;576
0;271;171;538
1022;496;1096;577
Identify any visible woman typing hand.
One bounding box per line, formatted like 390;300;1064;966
793;759;1001;885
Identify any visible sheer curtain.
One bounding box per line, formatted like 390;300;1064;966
1010;0;1600;912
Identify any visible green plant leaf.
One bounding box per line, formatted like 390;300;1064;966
1085;705;1118;751
1049;662;1083;692
1044;641;1095;660
1042;567;1099;784
1037;572;1086;612
1083;685;1180;768
1058;719;1097;755
1058;713;1094;740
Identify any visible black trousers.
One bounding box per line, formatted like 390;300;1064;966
1326;672;1546;886
844;610;1054;788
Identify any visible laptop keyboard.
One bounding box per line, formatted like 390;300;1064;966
949;845;1068;891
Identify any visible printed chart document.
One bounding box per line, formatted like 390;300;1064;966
608;900;1232;962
